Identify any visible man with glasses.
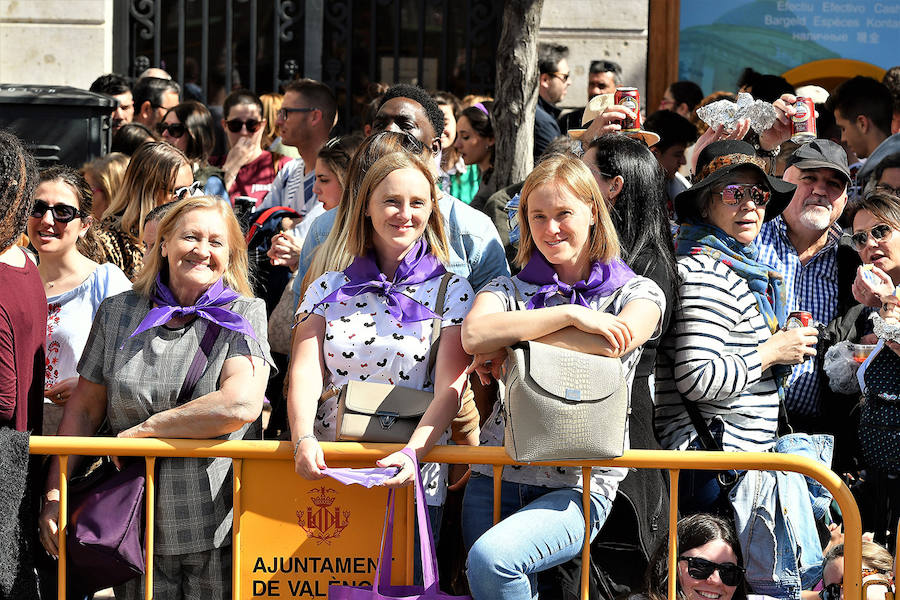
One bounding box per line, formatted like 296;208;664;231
533;43;571;160
132;76;180;129
261;79;337;221
558;59;622;134
756;140;859;441
866;152;900;198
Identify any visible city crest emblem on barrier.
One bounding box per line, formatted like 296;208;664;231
296;486;350;544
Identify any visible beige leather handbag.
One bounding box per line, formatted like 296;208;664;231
332;273;453;443
502;284;629;462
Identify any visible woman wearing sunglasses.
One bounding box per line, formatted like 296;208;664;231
158;100;228;201
212;89;291;207
97;141;194;279
27;167;131;435
643;514;747;600
655;140;817;516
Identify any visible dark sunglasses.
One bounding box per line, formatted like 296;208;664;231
552;72;570;82
31;200;87;223
714;183;772;207
171;181;203;201
276;107;318;120
820;583;841;600
156;122;187;138
225;118;262;133
679;556;745;587
848;223;894;251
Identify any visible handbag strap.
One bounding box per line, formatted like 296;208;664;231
679;395;722;451
424;272;454;379
374;448;440;592
176;321;223;405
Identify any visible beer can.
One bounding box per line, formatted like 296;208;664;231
790;97;816;144
785;310;813;330
615;87;641;132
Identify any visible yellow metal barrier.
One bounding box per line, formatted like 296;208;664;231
29;437;865;600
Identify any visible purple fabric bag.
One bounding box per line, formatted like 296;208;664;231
329;448;472;600
66;460;146;592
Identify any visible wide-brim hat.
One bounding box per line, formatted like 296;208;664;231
570;94;661;147
674;140;796;224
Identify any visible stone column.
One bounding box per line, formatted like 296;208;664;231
0;0;113;88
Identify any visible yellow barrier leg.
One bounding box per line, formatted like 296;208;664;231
492;466;502;525
581;468;591;600
145;457;155;600
233;459;242;599
668;469;679;600
58;455;68;600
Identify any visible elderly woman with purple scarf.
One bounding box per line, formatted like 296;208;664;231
460;154;665;600
288;150;473;510
39;195;273;599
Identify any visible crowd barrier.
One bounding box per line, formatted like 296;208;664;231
29;437;880;600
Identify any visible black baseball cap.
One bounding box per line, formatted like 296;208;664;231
785;139;851;183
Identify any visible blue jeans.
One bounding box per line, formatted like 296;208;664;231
461;473;612;600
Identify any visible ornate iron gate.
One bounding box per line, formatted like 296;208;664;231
113;0;501;132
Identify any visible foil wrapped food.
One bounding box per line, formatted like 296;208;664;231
696;92;777;134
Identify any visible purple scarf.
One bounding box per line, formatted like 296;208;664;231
316;238;447;323
517;251;635;309
127;275;257;341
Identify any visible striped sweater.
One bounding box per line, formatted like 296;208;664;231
654;253;779;452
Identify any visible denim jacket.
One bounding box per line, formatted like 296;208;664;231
730;433;834;600
292;194;511;308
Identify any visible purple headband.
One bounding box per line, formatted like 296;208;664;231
473;102;489;116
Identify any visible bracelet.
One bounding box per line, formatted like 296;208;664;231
293;434;317;459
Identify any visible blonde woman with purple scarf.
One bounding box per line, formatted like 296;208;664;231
287;150;473;502
460;154;665;600
39;195;273;599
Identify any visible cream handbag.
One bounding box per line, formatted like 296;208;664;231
332;273;453;443
502;284;629;462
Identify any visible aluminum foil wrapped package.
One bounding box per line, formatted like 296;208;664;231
696;92;777;134
871;313;900;343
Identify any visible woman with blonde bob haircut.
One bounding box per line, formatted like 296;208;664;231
81;151;129;220
460;153;666;599
288;150;475;530
40;194;273;599
97;141;194;279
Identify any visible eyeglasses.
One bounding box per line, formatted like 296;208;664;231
678;556;745;587
848;223;894;251
714;184;772;207
171;181;203;201
551;72;570;83
31;200;87;223
225;118;262;133
276;107;318;120
876;183;900;196
156;122;187;138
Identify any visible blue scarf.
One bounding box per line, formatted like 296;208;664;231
516;250;635;309
676;221;791;391
311;238;447;324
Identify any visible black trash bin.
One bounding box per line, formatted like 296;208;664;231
0;84;115;168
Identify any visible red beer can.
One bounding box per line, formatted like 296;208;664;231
615;87;641;132
785;310;813;330
790;97;816;144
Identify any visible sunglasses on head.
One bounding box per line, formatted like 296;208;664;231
156;122;187;138
714;183;772;207
679;556;745;587
225;118;262;133
171;181;203;201
31;200;87;223
848;223;894;251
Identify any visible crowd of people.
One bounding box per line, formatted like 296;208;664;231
0;50;899;600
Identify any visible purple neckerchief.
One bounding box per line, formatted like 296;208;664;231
516;251;635;309
127;276;258;342
322;466;399;488
315;238;446;323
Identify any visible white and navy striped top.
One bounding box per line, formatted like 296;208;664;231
654;253;780;453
